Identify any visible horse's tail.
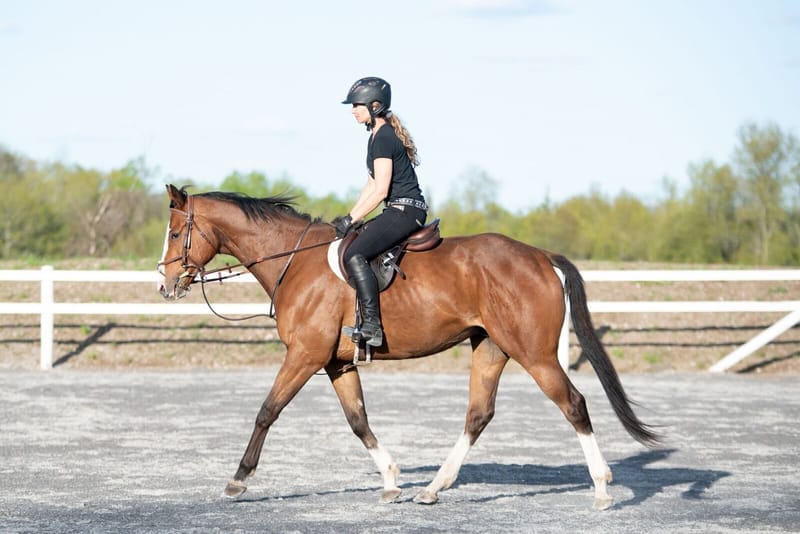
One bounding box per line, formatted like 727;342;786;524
549;253;661;448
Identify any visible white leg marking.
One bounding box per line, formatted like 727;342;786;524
415;433;472;504
368;444;401;503
577;432;614;510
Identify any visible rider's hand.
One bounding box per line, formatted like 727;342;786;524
335;214;354;239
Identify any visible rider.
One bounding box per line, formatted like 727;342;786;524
335;76;428;347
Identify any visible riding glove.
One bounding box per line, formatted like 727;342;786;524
335;214;354;239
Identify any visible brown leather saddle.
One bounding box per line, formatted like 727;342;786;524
338;218;442;291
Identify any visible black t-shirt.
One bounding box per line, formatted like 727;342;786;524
366;124;425;203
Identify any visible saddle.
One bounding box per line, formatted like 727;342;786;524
327;218;442;292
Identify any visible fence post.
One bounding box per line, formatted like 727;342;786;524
40;265;54;370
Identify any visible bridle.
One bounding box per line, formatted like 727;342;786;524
157;193;335;319
157;194;216;287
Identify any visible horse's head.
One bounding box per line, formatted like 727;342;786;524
157;184;219;300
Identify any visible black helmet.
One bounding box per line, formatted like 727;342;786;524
342;77;391;116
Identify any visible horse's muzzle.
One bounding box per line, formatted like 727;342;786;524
158;274;192;300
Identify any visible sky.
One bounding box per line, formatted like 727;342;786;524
1;0;799;211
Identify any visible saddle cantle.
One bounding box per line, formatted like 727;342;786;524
327;218;442;292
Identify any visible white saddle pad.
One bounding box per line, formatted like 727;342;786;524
327;239;347;282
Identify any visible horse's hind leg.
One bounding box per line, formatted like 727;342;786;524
414;335;508;504
326;360;401;503
524;357;613;510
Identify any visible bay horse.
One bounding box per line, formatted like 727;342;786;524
157;184;659;510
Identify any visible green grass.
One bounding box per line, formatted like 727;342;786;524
768;285;788;295
642;352;661;365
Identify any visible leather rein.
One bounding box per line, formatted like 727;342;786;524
157;194;335;320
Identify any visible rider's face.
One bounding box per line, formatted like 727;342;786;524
351;103;371;125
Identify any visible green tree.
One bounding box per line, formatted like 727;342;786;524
220;171;298;199
686;161;741;262
0;148;65;258
734;122;796;264
49;158;153;256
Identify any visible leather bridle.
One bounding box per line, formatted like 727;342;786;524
156;193;335;319
157;194;216;291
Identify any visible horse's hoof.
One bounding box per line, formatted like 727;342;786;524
380;488;402;503
593;495;614;511
413;491;438;505
223;480;247;499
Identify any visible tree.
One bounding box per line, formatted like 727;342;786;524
734;122;796;264
685;160;741;262
220;171;298;199
0;148;65;258
49;158;153;256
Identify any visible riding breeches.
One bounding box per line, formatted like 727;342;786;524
343;205;427;263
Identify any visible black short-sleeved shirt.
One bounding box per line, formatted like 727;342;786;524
367;124;425;203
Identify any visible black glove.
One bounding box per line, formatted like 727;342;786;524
335;214;354;239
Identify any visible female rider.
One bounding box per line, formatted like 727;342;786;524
335;77;427;347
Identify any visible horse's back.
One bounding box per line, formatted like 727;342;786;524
403;232;565;305
429;233;560;277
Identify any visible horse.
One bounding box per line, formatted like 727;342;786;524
157;184;660;510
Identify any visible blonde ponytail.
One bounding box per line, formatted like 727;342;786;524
386;112;420;167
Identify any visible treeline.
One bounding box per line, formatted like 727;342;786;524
1;121;798;265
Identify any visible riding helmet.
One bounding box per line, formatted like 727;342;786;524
342;77;391;116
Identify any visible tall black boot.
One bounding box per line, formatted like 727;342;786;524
346;254;383;347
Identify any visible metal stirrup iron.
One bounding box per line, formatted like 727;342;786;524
342;301;372;366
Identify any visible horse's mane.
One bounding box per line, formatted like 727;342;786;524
196;190;316;223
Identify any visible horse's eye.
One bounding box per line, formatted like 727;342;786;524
170;231;181;239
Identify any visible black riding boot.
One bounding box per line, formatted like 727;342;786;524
346;254;383;347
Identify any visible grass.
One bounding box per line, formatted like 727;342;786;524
768;285;788;295
642;352;662;365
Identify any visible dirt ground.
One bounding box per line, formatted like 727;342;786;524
0;261;798;374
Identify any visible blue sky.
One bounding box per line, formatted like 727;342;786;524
1;0;798;211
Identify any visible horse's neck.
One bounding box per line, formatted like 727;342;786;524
217;216;323;295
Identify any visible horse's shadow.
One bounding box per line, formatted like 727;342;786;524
405;448;728;507
234;449;729;508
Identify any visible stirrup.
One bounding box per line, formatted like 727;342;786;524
342;325;373;365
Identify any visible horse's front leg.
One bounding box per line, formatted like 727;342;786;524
326;360;401;503
223;352;323;498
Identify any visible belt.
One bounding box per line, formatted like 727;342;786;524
387;197;428;211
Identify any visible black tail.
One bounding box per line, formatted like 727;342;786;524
550;254;661;448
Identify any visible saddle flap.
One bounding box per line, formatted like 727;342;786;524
337;232;359;280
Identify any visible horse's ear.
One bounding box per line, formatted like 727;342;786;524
166;184;186;210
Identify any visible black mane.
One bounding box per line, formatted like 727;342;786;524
196;191;314;223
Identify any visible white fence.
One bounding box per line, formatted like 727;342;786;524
1;267;799;372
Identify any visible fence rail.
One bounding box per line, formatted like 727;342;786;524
1;267;798;372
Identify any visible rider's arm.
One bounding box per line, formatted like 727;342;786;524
349;157;392;222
